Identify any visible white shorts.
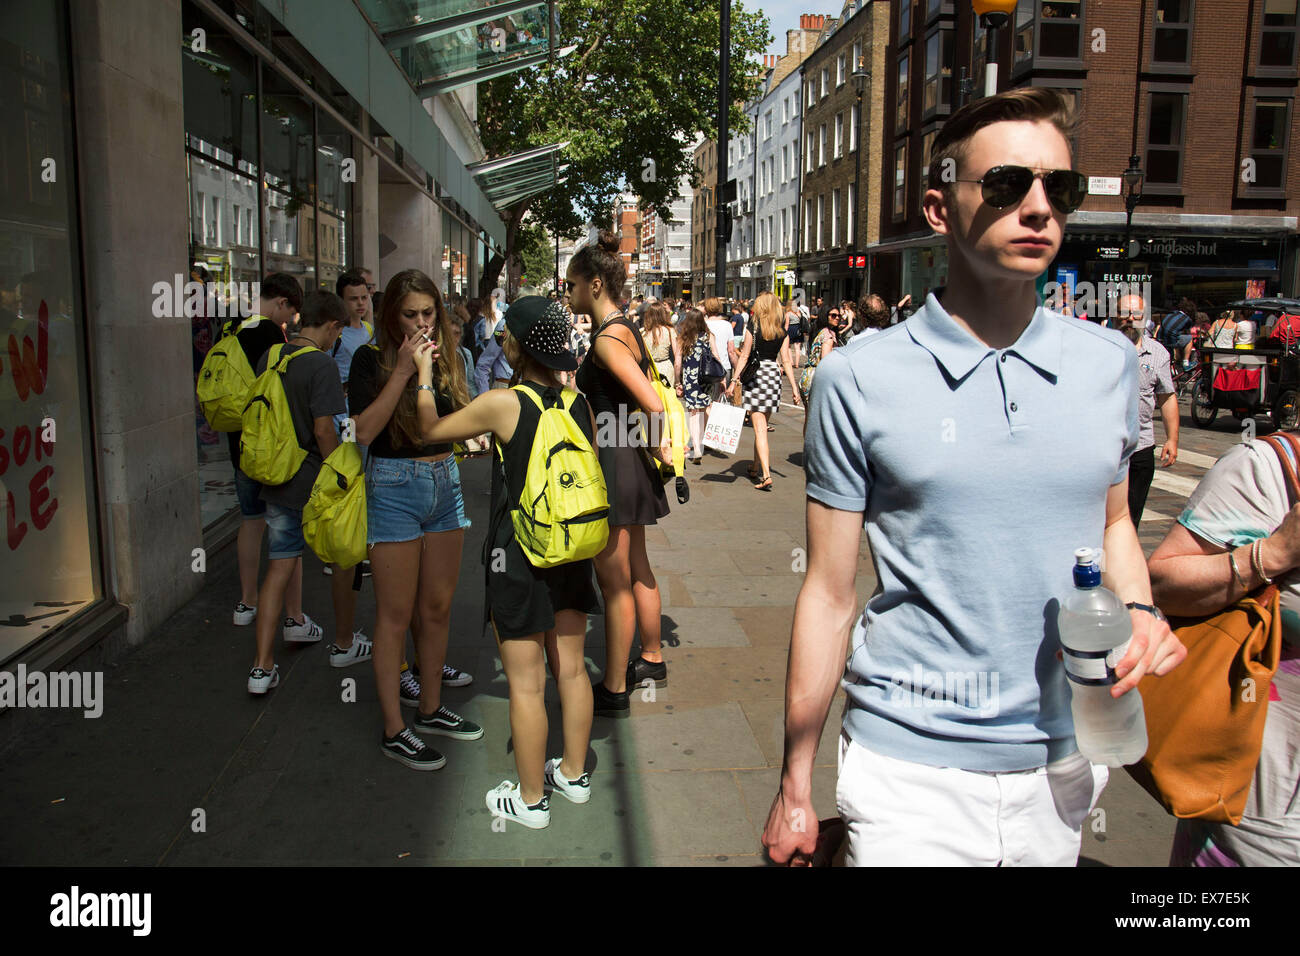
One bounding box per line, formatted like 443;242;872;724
835;733;1108;866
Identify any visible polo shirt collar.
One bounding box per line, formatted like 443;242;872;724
907;291;1062;382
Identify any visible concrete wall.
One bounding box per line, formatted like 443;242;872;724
70;0;202;646
378;183;441;288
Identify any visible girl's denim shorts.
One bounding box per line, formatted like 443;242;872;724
366;455;470;545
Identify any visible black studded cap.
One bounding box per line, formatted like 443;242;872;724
504;296;578;371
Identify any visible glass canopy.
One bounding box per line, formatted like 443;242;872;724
468;141;569;209
358;0;554;95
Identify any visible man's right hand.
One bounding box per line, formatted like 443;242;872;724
762;785;820;866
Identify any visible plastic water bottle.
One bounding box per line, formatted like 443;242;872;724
1057;548;1148;767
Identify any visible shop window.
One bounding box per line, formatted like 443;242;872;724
1152;0;1194;65
1145;91;1187;189
1261;0;1299;69
315;111;352;291
1246;96;1291;192
1;0;103;660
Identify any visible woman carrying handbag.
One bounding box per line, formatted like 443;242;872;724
1148;431;1300;865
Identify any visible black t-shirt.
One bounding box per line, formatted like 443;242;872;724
748;317;788;362
348;345;456;458
227;317;287;471
254;342;346;510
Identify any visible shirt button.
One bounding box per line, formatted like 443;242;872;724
1000;354;1007;363
1010;402;1018;412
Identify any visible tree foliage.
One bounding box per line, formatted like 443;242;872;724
476;0;771;295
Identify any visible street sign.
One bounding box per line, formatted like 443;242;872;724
781;270;796;284
1088;177;1122;196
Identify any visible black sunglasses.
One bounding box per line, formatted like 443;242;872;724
953;165;1088;215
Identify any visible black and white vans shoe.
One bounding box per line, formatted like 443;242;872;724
413;705;484;741
381;728;446;771
485;781;550;829
440;663;473;687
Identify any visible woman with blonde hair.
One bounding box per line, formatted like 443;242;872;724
348;269;481;770
642;300;677;386
727;290;801;490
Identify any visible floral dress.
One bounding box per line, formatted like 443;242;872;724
679;333;712;410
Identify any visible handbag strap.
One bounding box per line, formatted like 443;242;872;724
1261;432;1300;504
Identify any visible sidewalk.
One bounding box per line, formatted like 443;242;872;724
0;397;1174;866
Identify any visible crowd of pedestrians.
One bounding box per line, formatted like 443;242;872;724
196;86;1298;862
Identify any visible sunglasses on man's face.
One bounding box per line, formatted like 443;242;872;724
953;165;1088;215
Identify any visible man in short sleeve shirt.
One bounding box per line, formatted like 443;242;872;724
762;89;1187;867
1116;292;1179;531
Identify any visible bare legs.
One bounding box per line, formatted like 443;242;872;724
237;517;265;608
498;611;590;805
751;410;771;480
594;524;662;693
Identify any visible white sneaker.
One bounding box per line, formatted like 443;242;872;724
485;781;550;829
233;603;257;626
283;613;323;643
543;757;591;804
247;665;280;694
329;631;373;668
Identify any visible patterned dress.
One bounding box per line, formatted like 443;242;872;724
679;333;712;410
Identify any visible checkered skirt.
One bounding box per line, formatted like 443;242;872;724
742;359;782;414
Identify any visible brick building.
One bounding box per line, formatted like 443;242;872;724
797;0;890;304
691;136;720;298
875;0;1300;311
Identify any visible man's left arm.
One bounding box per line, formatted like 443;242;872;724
1155;347;1178;466
1101;480;1187;696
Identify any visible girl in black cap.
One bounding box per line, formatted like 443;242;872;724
413;296;600;830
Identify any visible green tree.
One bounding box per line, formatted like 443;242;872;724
517;220;556;291
477;0;771;297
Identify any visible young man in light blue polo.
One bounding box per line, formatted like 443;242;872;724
763;89;1188;866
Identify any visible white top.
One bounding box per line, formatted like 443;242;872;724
704;317;733;369
1234;320;1257;346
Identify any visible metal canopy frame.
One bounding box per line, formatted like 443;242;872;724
468;141;569;209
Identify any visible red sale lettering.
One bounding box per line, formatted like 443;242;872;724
5;488;27;550
14;425;30;467
6;300;49;402
30;465;56;530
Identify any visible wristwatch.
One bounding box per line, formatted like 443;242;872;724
1125;601;1167;622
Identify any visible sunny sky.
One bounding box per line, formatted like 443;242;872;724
753;0;840;58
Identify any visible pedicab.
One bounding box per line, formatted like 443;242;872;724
1189;297;1300;431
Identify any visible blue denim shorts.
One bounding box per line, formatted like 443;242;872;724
366;456;470;546
234;466;266;519
265;501;305;559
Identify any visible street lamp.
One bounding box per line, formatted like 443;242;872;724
852;56;870;298
1123;153;1144;259
972;0;1018;97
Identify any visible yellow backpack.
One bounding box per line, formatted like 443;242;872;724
302;442;366;569
196;317;263;431
503;385;609;568
639;332;690;504
239;343;316;485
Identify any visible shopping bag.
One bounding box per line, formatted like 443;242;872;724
702;401;744;455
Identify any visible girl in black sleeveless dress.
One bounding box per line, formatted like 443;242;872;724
414;296;599;830
567;232;671;717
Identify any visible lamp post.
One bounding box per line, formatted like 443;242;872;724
852;56;870;299
1123;153;1144;260
972;0;1018;97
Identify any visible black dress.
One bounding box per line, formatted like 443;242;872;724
483;382;602;640
574;314;671;527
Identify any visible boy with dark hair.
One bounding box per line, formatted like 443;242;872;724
247;291;364;693
764;88;1187;866
229;273;307;631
